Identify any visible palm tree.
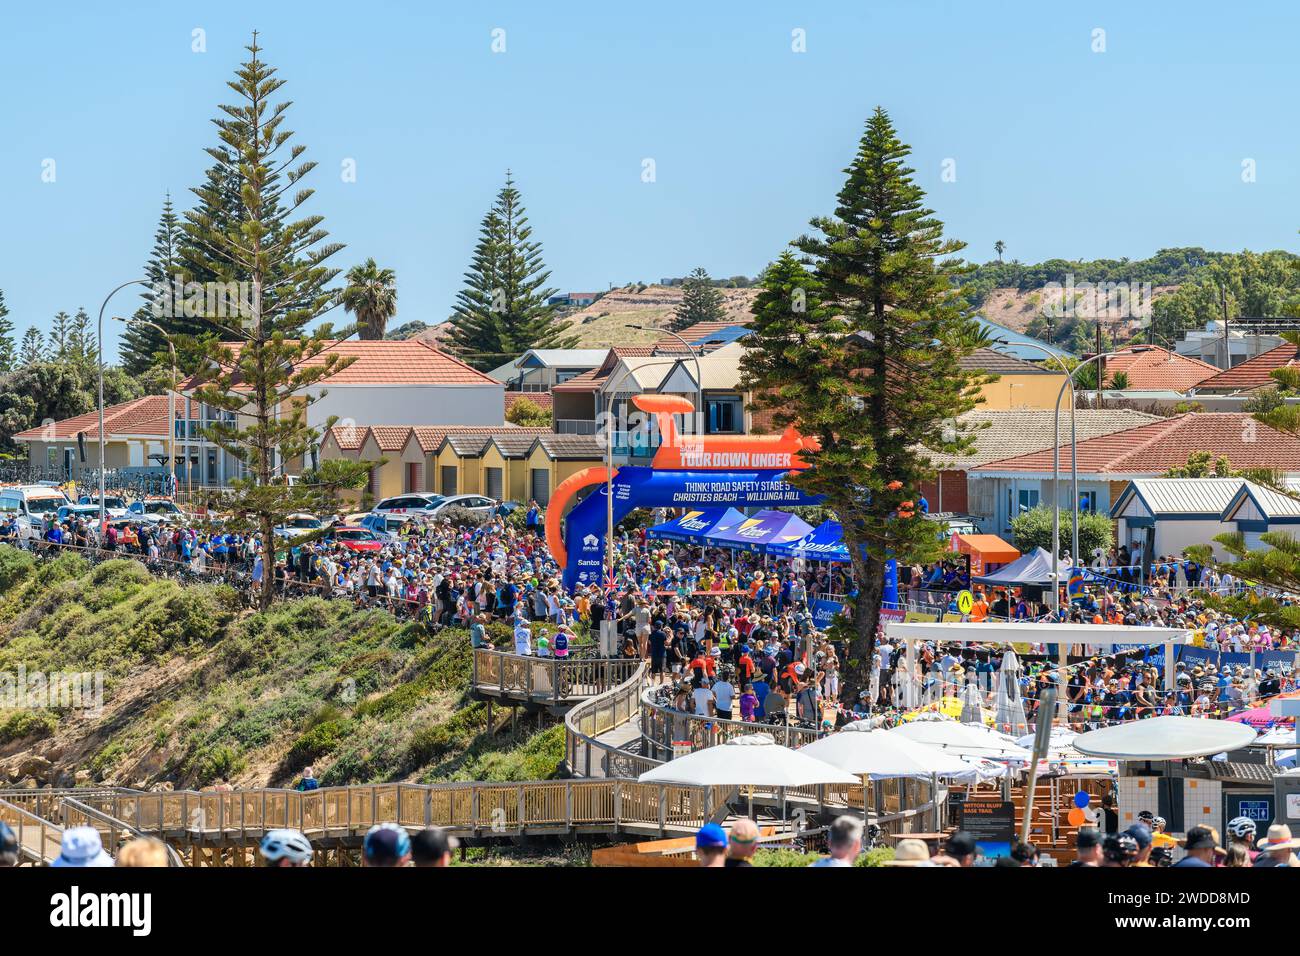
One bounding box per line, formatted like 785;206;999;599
341;259;398;340
994;239;1005;263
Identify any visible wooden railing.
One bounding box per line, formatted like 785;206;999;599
3;781;726;842
638;688;822;761
472;648;642;708
59;796;185;867
0;797;64;865
564;661;658;778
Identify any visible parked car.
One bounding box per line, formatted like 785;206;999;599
358;513;413;541
372;493;445;517
429;494;498;520
274;513;324;539
126;498;189;526
77;494;129;518
324;526;385;553
56;504;102;525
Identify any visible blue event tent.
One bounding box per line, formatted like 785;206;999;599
767;519;851;563
707;510;814;553
645;507;745;545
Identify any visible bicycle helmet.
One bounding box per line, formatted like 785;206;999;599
363;822;411;866
1227;816;1257;839
1102;832;1139;865
259;828;313;865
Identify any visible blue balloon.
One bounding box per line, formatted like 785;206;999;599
1073;790;1090;809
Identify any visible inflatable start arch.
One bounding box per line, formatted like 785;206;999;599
546;395;829;592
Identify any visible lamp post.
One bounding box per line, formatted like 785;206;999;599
600;358;687;589
96;280;150;532
628;325;702;436
113;316;177;496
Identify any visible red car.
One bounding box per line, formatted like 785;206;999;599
328;527;385;553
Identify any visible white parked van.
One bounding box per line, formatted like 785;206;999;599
0;485;72;541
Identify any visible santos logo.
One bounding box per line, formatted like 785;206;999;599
50;887;152;936
582;534;600;550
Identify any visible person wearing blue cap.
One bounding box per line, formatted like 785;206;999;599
363;823;412;868
695;822;728;867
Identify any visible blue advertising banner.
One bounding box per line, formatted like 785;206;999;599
811;598;843;629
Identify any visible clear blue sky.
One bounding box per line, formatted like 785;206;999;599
2;0;1297;359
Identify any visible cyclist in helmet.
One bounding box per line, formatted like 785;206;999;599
363;822;411;867
1101;833;1138;867
259;829;313;867
1226;816;1259;863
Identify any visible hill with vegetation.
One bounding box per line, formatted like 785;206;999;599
0;548;564;791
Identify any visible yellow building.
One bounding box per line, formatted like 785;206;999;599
963;349;1070;410
523;434;605;506
481;434;537;502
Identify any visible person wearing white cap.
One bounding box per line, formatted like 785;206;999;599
51;826;115;867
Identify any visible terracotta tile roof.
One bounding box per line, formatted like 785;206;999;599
368;426;415;452
1192;342;1300;393
973;412;1300;476
325;424;368;451
551;367;607;393
958;348;1058;375
180;340;502;390
532;434;605;459
927;409;1163;470
410;425;548;454
12;393;196;442
1101;346;1220;391
504;391;554;415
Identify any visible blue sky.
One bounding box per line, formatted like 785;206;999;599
2;0;1298;358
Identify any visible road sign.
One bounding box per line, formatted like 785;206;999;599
956;590;974;614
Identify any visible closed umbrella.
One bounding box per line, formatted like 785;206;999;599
959;680;984;725
995;650;1029;737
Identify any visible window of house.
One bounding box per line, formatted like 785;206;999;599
706;395;743;434
1078;490;1098;513
1016;488;1039;514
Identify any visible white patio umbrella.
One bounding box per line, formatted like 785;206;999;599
1072;715;1257;761
637;733;859;787
799;722;970;780
1015;727;1080;759
890;720;1033;761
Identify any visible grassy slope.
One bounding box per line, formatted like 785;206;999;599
0;547;564;790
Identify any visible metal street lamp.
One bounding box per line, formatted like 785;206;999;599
96;280;150;532
600;358;687;590
627;325;702;436
113;315;177;496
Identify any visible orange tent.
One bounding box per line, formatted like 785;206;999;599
950;533;1020;577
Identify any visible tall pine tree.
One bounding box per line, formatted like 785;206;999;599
447;173;575;369
179;35;371;610
670;267;726;331
741;108;991;697
19;328;44;366
121;194;198;374
68;308;96;372
0;290;15;373
49;311;71;360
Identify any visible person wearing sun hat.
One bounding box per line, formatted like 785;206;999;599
884;838;933;867
1254;823;1300;867
50;826;115;867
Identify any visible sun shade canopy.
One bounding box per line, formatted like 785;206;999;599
1072;715;1258;760
637;734;859;787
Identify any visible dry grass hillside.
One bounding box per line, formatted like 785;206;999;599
979;284;1182;333
415;284;759;350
